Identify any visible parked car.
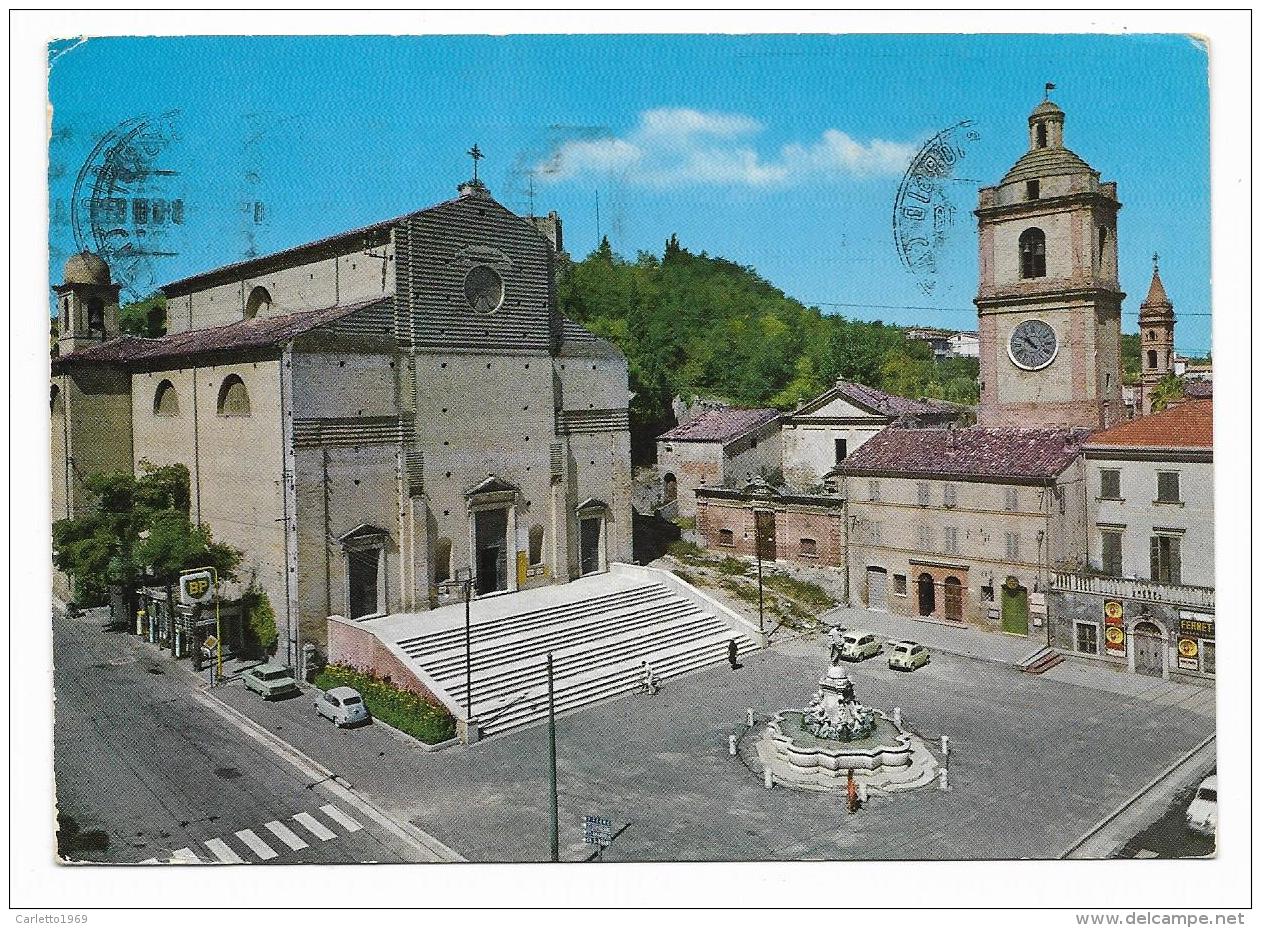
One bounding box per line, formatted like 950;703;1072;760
888;640;931;671
840;630;882;661
314;686;370;727
1185;774;1218;836
242;663;299;700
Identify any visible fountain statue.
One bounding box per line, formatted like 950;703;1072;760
802;658;877;742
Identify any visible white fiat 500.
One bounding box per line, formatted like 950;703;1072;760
840;631;883;661
1185;775;1218;836
315;686;370;727
888;640;931;671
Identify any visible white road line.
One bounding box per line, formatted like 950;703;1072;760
235;828;278;861
294;811;336;841
205;838;244;863
319;804;363;833
265;820;309;851
171;847;201;863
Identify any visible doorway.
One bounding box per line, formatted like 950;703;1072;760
580;516;603;576
916;573;935;617
474;508;509;595
1133;621;1166;678
943;576;963;621
754;509;777;562
347;547;381;619
866;567;888;611
1000;581;1029;635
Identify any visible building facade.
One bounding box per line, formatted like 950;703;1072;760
51;178;634;666
1049;399;1214;683
975;99;1125;430
834;426;1089;632
780;379;963;490
655;407;781;518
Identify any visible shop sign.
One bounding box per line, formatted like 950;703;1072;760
1103;600;1123;622
1104;623;1126;656
1178;617;1214;639
1177;636;1200;670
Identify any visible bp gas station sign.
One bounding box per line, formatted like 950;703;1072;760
180;569;215;605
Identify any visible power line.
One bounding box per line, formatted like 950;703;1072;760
805;299;1212;318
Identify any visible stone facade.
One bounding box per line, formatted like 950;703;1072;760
975;100;1125;430
50;182;634;666
695;487;846;569
656;410;781;518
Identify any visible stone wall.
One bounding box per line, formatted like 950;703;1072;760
326;615;446;707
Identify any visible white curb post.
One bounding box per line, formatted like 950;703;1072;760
764;767;774;789
892;707;902;727
939;768;949;791
941;734;950;756
857;782;868;803
746;707;755;728
728;734;737;756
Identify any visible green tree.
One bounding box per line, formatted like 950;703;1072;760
118;293;167;337
51;461;240;609
1149;374;1186;412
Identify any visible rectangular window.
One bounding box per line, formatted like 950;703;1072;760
943;484;958;508
867;480;880;502
1004;486;1019;511
1201;640;1215;675
718;529;734;547
800;538;817;558
944;526;959;554
1026;179;1040;200
893;574;908;596
1100;469;1121;500
1075;621;1099;655
918;525;933;551
869;522;882;545
1005;532;1021;562
1150;535;1182;584
917;482;931;507
1157;471;1181;503
834;438;848;463
1100;530;1123;576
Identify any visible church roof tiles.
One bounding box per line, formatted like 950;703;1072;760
1086;399;1212;451
657;407;780;444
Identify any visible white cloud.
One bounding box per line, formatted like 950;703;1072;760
536;107;917;188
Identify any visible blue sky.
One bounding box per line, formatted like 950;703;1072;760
47;33;1211;354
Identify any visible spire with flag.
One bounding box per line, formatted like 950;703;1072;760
1044;82;1056;100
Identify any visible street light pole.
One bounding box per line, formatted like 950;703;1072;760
464;574;473;720
547;651;559;862
755;526;765;636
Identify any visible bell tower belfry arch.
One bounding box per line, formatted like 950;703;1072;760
974;95;1125;429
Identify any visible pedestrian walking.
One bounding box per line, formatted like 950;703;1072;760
727;638;741;670
642;660;658;696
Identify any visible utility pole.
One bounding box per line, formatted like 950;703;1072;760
547;652;559;862
754;513;766;636
459;568;473;720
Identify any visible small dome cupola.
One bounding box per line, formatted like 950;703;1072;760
63;250;112;286
1028;99;1065;151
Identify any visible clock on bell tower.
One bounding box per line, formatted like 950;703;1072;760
974;93;1125;429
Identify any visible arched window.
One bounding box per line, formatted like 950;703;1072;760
217;374;251;417
1019;228;1046;279
1035;123;1047;148
528;525;545;566
1146;350;1158;370
87;299;105;332
662;472;678;503
1147;329;1157;341
153;379;180;417
245;286;272;320
1098;226;1109;271
433;537;452;584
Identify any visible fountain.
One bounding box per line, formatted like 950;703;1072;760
754;654;940;793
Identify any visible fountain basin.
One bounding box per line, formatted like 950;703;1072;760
768;711;913;773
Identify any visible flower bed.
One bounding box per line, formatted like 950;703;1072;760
313;664;456;744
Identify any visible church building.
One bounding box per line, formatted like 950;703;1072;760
51;173;634;669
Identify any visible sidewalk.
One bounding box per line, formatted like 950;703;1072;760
818;603;1215;719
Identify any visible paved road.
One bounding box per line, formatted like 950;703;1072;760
52;605;435;865
1117;769;1216;859
219;628;1214;862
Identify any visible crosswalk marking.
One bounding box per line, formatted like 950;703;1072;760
235;828;278;860
171;847;200;863
205;838;244;863
319;804;363;833
265;820;309;851
294;811;336;841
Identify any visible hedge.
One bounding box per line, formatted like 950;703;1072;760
313;664;456;744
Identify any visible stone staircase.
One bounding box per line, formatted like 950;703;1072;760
1019;645;1066;675
393;581;759;738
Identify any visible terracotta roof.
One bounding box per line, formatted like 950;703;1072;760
1086;399;1212;450
833;380;963;419
51;297;388;372
1142;265;1172;307
657;407;780;444
835;425;1091;480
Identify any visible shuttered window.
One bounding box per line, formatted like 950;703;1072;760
1150;535;1181;584
1101;530;1123;576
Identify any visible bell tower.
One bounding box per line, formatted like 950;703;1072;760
1137;255;1176;416
974;94;1125;429
54;251;120;355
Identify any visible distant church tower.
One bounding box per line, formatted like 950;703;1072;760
54;251;120;354
975;95;1125;429
1137;255;1176;416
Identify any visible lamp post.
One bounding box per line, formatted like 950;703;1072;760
547;651;559;862
456;567;473;720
